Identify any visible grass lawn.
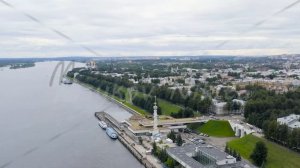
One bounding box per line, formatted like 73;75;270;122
123;102;148;116
157;98;182;115
198;120;235;137
130;91;182;116
228;134;300;168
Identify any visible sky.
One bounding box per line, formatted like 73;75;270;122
0;0;300;58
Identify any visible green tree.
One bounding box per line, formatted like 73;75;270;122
158;149;168;162
250;141;268;166
225;144;229;153
165;157;175;168
288;129;297;148
278;124;289;144
232;149;237;158
268;121;278;140
167;131;176;142
176;134;183;146
152;142;158;156
236;153;241;161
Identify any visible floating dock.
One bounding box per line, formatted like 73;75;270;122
95;112;158;168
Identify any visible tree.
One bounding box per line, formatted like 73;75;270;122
236;153;241;161
250;141;268;166
167;131;176;142
158;149;168;162
151;79;160;84
152;142;158;156
225;144;229;153
288;128;297;148
166;157;175;168
176;134;183;146
268;121;278;140
232;149;237;158
278;124;289;144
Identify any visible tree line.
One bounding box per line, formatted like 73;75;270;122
132;96;162;115
263;120;300;152
68;69;212;116
135;84;212;114
244;85;300;128
68;69;134;88
170;108;194;118
69;70;127;100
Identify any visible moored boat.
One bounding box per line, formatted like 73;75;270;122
98;121;107;129
61;78;73;84
106;127;118;139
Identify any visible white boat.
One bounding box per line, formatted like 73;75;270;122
106;127;118;139
62;78;73;84
98;121;107;129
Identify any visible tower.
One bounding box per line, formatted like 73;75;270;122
152;96;159;136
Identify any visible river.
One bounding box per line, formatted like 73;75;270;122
0;62;143;168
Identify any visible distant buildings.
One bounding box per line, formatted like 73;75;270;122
167;144;255;168
277;114;300;129
86;61;96;70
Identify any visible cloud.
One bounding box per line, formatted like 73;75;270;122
0;0;300;57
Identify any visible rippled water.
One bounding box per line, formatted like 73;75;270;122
0;62;143;168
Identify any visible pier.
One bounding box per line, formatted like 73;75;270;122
95;112;162;168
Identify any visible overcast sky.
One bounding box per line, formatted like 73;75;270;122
1;0;300;58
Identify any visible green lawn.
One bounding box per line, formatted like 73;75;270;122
123;102;148;116
228;134;300;168
131;92;182;116
157;98;182;115
197;120;235;137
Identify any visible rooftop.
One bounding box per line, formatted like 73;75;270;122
277;114;300;128
138;117;207;127
167;144;255;168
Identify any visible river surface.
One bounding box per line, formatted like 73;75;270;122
0;62;143;168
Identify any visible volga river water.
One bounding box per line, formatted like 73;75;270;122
0;62;143;168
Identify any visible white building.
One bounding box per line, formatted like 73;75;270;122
212;99;227;115
277;114;300;129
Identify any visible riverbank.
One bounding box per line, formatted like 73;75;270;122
72;78;143;116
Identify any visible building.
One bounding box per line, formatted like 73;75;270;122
277;114;300;129
124;115;207;137
212;99;227;115
86;61;96;69
231;99;246;114
167;144;255;168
